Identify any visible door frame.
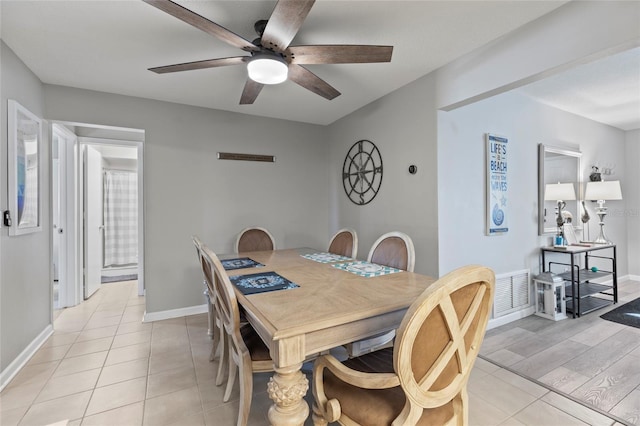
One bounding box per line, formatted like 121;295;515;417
50;123;78;308
49;121;145;313
78;136;145;297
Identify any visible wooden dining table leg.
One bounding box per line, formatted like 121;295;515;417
267;363;309;426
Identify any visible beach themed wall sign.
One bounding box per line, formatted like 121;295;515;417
486;133;508;236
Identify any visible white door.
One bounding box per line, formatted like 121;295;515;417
52;124;79;308
84;145;103;299
52;133;66;308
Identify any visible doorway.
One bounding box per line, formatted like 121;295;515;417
81;140;141;299
51;122;145;312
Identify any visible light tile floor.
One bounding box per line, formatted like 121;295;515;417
0;280;627;426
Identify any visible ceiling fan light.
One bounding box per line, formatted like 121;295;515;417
247;55;288;85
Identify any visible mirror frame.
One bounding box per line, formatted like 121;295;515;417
538;143;582;236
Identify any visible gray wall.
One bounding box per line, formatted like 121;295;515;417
438;90;628;277
43;85;330;314
0;42;50;371
327;72;439;277
626;130;640;277
325;1;639;280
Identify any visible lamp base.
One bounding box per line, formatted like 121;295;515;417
593;204;613;245
593;233;613;245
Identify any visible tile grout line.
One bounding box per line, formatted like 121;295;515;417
72;291;115;425
63;284;130;424
188;321;208;424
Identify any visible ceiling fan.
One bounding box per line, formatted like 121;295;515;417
143;0;393;104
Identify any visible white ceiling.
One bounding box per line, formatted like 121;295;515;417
2;1;637;129
518;46;640;131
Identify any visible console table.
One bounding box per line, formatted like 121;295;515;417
541;244;617;318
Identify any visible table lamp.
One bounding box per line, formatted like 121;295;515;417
583;180;622;244
544;183;576;233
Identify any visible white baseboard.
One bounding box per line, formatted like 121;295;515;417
0;324;54;392
101;266;138;277
624;274;639;282
487;306;535;330
143;304;207;323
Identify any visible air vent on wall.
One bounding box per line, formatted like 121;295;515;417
493;269;531;318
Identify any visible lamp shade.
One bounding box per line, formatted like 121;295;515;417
584;180;622;201
247;54;288;85
544;183;576;201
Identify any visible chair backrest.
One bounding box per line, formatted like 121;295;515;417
392;265;495;424
192;234;205;268
192;235;214;295
367;231;415;272
192;234;203;256
327;228;358;258
235;227;276;253
200;245;244;344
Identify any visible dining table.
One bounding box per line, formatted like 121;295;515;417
221;247;436;426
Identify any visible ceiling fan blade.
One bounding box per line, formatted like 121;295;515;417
240;79;264;104
261;0;315;52
143;0;258;52
149;56;248;74
288;64;340;100
288;45;393;64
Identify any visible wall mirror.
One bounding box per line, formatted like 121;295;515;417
8;99;42;235
538;143;582;235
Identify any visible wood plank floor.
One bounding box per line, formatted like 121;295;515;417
480;279;640;426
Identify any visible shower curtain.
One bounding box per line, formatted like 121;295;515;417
103;170;138;267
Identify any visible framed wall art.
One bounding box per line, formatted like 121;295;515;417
8;99;42;235
486;133;509;235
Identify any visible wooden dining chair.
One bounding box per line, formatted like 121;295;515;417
328;228;358;258
235;226;276;253
312;265;495;426
196;238;236;391
368;231;415;272
200;244;274;426
346;231;416;357
192;235;220;363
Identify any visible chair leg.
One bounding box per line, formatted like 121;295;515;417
209;339;217;362
312;403;329;426
237;356;253;426
456;388;468;426
207;297;215;338
224;350;237;402
216;332;227;386
210;314;221;362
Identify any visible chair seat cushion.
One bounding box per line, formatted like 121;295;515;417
323;348;454;425
240;324;271;361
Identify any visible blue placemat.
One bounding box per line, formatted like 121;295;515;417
229;271;299;295
301;252;353;263
221;257;264;271
332;261;402;278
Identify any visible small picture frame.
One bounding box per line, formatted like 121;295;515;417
563;223;577;245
